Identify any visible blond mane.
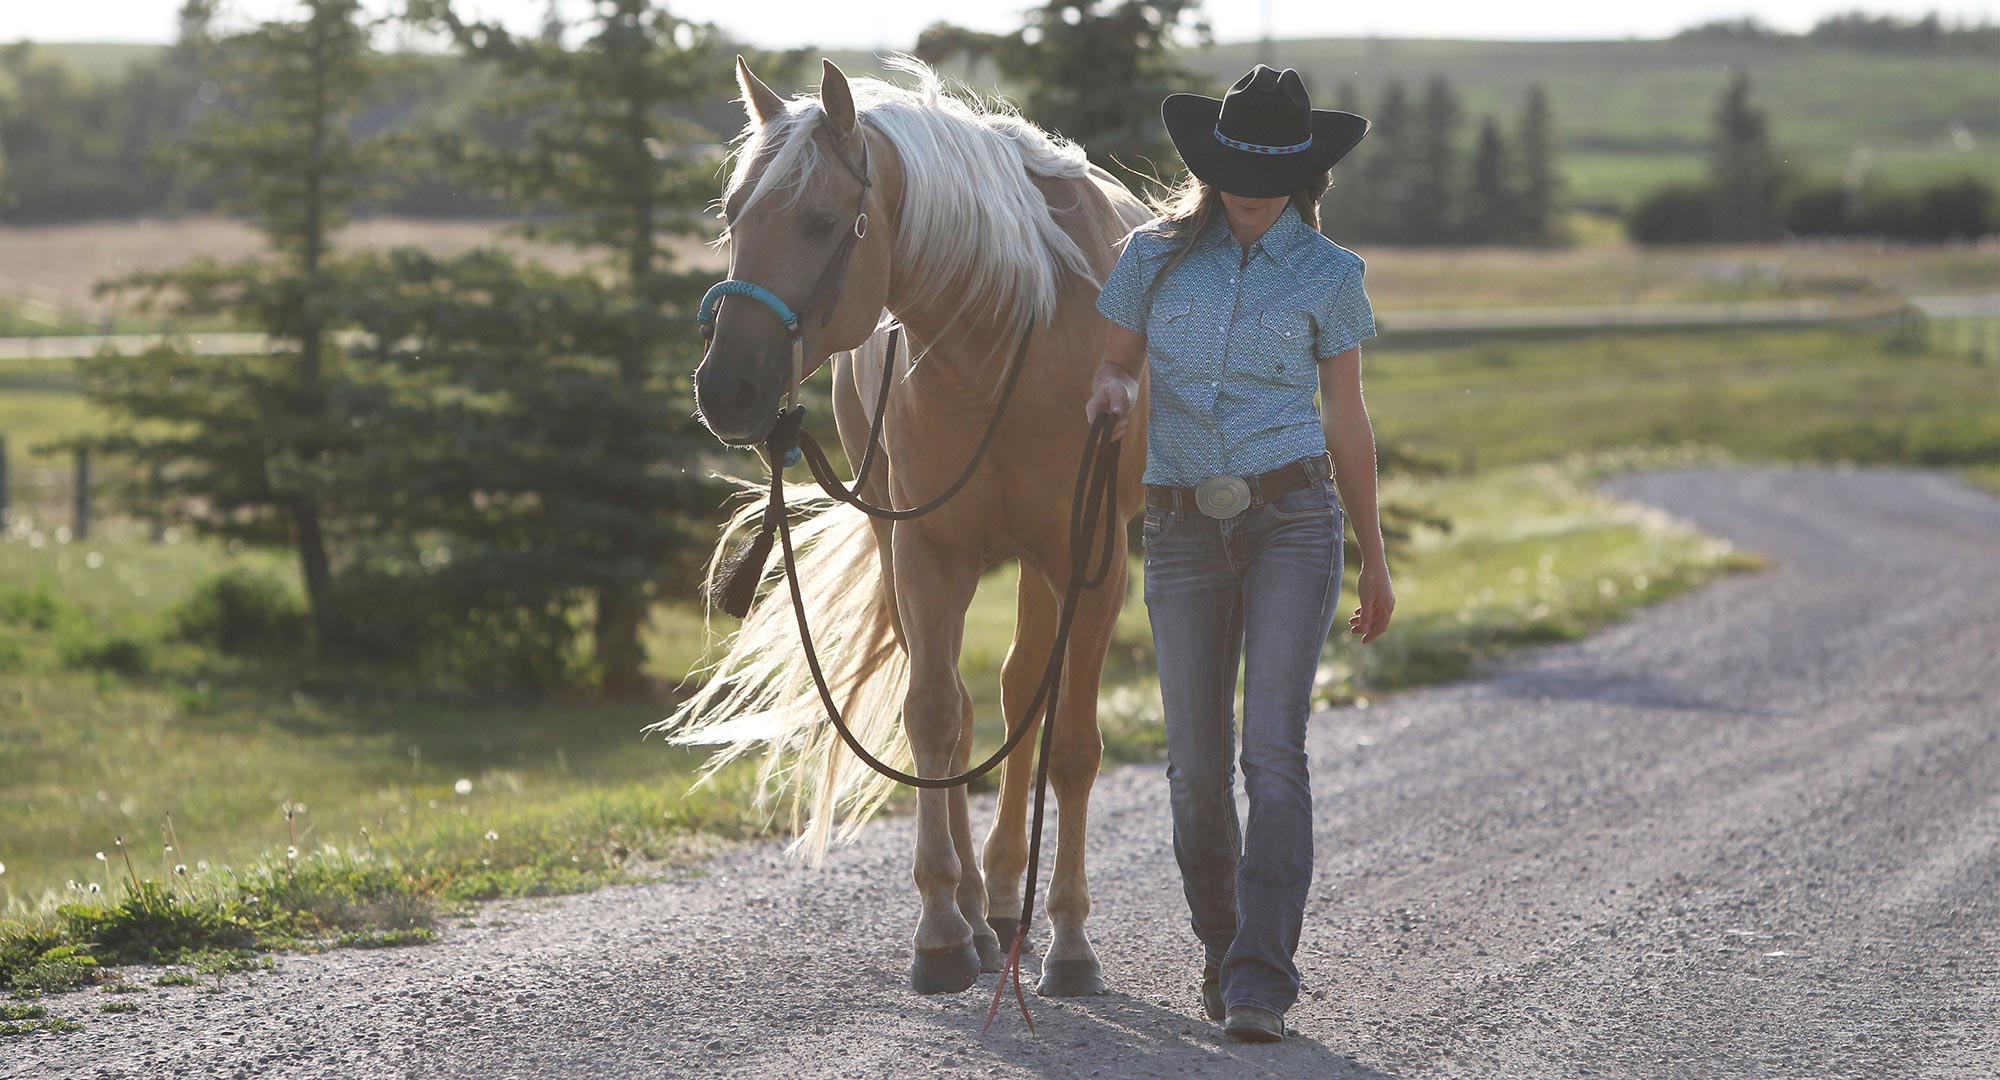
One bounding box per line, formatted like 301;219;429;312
710;53;1101;365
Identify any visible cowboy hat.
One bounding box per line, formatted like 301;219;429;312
1162;64;1371;198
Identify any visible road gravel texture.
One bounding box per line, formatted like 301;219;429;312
8;463;1997;1080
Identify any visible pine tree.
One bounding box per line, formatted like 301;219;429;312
401;0;768;696
1514;83;1564;246
78;0;377;647
1708;68;1785;241
1346;78;1410;244
1460;116;1514;244
915;1;1211;197
1406;73;1463;244
1321;77;1373;235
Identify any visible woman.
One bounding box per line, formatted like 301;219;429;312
1084;64;1397;1043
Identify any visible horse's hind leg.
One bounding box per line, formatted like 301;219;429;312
949;681;1003;972
1036;554;1126;997
981;564;1060;954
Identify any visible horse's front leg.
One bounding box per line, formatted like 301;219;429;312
895;528;985;994
1036;553;1127;997
949;681;1004;972
982;564;1061;957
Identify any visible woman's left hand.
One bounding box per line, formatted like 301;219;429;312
1349;560;1395;643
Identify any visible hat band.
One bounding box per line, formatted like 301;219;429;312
1213;123;1313;155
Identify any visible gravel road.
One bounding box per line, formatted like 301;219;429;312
8;463;1998;1080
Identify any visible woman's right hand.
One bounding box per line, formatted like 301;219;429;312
1085;363;1137;442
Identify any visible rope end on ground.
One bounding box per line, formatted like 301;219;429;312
980;926;1035;1037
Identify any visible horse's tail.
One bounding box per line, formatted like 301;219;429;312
650;346;910;866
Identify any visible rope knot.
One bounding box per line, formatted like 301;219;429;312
767;403;807;468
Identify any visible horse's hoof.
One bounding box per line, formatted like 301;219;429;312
910;942;981;994
987;916;1033;955
973;930;1005;973
1035;958;1107;997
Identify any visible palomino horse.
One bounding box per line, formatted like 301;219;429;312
657;53;1151;996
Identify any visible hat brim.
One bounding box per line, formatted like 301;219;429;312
1161;93;1370;198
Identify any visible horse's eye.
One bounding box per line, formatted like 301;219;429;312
804;215;838;239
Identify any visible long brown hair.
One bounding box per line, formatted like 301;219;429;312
1135;168;1333;304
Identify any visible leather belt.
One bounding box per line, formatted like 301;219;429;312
1145;450;1331;518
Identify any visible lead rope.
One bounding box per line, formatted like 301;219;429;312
746;325;1122;1033
769;408;1119;1034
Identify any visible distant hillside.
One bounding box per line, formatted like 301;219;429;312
27;34;1999;212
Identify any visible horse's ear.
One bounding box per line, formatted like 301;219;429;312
736;54;787;128
819;57;856;137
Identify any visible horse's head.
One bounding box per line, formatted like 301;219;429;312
695;56;895;448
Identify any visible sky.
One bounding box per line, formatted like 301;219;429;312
5;0;1997;49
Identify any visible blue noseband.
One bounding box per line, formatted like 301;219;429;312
697;280;801;338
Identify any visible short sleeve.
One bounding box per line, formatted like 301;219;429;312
1313;258;1376;359
1093;228;1155;334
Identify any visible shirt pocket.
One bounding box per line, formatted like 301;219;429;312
1252;302;1319;390
1146;294;1198;363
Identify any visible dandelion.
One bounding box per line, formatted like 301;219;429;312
286;846;299;860
455;778;474;796
97;852;107;862
0;861;6;875
89;882;101;893
174;864;188;876
484;830;499;842
197;860;210;872
114;835;140;889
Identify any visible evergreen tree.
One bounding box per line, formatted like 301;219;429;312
1406;73;1463;244
1340;77;1409;244
1460;116;1514;244
78;0;378;647
915;1;1212;196
1321;77;1373;234
402;0;765;696
1707;69;1786;241
1514;83;1564;246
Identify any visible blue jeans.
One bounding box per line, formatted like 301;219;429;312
1139;451;1344;1017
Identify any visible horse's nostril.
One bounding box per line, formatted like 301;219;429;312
730;378;758;412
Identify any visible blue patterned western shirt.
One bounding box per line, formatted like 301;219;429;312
1093;206;1376;488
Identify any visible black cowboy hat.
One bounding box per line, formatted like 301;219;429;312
1162;64;1371;199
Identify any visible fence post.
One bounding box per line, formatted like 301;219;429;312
73;446;91;541
151;461;167;543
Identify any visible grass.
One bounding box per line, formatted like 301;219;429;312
1362;323;2000;475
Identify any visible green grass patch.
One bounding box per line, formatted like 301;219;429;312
1960;464;2000;497
1365;324;2000;472
0;1000;84;1037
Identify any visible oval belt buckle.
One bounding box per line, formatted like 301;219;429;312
1194;474;1251;519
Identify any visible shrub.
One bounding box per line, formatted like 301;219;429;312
58;880;255;966
56;630;153;676
168;568;308;655
0;577;80;632
1625;181;1719;244
12;945;99;993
